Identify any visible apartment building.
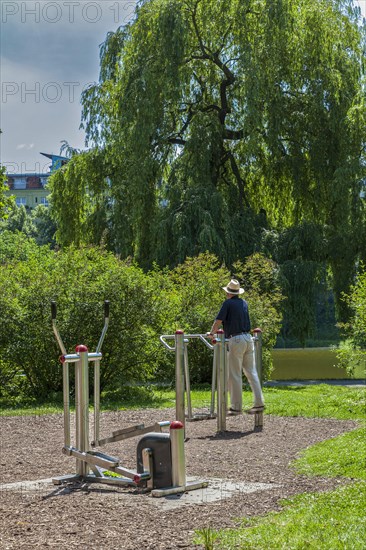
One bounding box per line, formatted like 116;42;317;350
5;153;68;208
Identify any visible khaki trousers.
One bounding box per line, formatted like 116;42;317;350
227;333;264;411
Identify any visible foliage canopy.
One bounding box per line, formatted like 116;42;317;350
50;0;365;261
47;0;366;340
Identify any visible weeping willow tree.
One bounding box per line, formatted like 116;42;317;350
49;0;365;329
49;148;116;249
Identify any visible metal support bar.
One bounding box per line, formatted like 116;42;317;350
216;330;227;432
75;345;89;476
63;447;119;468
253;328;263;387
152;479;209;497
63;446;149;481
51;302;71;448
254;411;264;429
142;448;154;489
170;421;186;488
51;301;66;355
61;352;102;363
210;345;217;417
94;421;170;446
160;333;214;351
62;360;70;447
175;330;185;426
96;300;110;353
183;340;193;420
94;359;100;446
151;421;208;497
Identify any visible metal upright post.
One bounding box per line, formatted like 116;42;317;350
75;344;89;476
58;355;71;448
94;301;109;446
210;344;217;417
183;340;193;420
51;301;70;447
94;358;100;446
253;328;263;387
170;421;186;487
216;329;227;432
253;328;264;430
175;330;185;426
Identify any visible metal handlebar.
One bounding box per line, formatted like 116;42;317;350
96;300;110;353
159;335;176;351
160;333;214;351
51;301;66;355
197;334;214;350
51;300;110;355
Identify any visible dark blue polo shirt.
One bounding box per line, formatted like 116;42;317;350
216;296;251;338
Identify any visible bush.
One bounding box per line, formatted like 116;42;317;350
0;237;284;398
0;242;166;398
336;265;366;377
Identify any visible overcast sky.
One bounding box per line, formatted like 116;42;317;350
1;0;365;175
1;1;137;174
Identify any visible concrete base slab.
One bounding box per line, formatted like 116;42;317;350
0;476;281;510
0;478;55;492
149;477;281;509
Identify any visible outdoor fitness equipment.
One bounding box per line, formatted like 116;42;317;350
160;329;264;432
51;301;207;496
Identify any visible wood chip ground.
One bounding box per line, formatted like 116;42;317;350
0;409;359;549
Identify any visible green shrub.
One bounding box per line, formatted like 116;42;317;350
336;266;366;377
0;236;283;397
0;243;166;398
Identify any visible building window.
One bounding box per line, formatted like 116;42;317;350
14;178;27;190
40;197;49;206
16;197;27;206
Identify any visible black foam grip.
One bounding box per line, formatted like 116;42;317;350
104;300;110;318
51;301;57;319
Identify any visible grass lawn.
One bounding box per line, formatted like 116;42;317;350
192;384;366;550
1;383;364;420
294;426;366;480
200;482;366;550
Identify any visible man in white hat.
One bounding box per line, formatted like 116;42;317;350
208;279;265;415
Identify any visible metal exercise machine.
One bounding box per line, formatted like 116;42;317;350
51;301;207;496
160;329;264;432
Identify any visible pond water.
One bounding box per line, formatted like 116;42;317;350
271;347;365;380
